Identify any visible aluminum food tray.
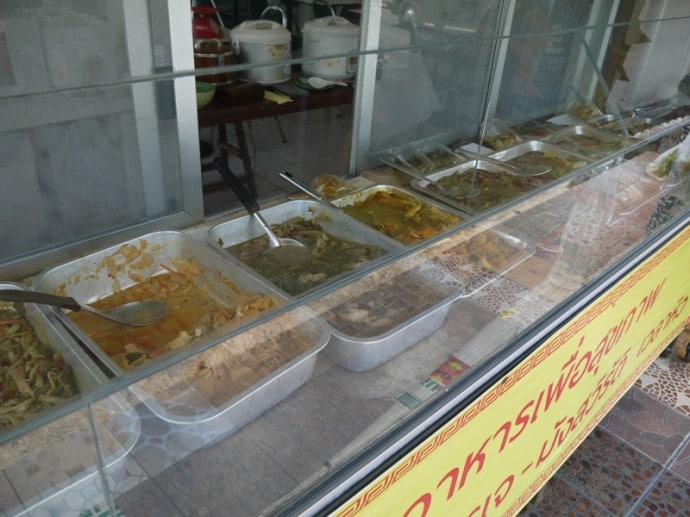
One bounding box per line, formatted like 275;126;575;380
588;114;661;137
317;265;463;372
488;140;592;179
410;158;515;214
129;308;329;433
329;184;466;244
381;142;466;177
0;282;107;436
0;284;140;514
207;199;402;296
545;124;634;159
34;231;289;376
414;229;536;297
381;143;436;175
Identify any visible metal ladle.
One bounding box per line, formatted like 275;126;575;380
0;289;170;327
278;171;339;207
213;158;312;266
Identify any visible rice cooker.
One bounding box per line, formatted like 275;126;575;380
302;16;360;80
230;19;292;85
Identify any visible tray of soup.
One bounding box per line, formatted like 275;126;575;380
207;200;401;297
545;125;633;159
488;140;592;182
330;185;465;245
33;231;288;374
309;259;463;372
410;159;548;214
0;282;106;436
382;142;465;176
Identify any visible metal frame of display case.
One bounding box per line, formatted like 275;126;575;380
1;1;689;515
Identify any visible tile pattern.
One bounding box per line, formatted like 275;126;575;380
636;355;690;417
524;360;690;517
598;387;690;465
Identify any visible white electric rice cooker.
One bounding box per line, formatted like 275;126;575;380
302;16;360;80
230;19;292;85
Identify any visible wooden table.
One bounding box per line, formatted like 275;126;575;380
197;78;354;196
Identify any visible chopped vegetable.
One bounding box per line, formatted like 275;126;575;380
0;301;77;431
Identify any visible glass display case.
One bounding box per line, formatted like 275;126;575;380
1;1;689;515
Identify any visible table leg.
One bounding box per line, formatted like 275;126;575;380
213;122;258;197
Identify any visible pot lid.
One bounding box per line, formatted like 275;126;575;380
303;16;360;37
231;20;291;44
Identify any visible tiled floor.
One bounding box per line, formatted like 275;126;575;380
521;349;690;517
196;109;690;516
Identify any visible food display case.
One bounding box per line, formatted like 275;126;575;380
1;1;690;516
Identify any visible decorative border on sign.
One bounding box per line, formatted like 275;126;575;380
338;227;690;516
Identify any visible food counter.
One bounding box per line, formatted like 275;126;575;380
1;1;690;516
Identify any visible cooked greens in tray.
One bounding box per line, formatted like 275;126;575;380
226;217;388;296
506;150;587;181
429;169;545;213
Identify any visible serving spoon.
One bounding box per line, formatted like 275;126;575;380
214;158;312;266
278;171;339;208
307;76;348;89
0;289;170;327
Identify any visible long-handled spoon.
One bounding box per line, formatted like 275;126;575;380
0;289;170;327
278;171;339;207
213;158;312;266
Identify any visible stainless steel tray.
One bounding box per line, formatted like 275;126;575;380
410;159;544;215
414;229;536;297
207;199;402;296
545;124;634;159
382;142;465;176
313;263;463;372
0;281;106;437
34;231;288;376
482;118;524;151
488;140;592;180
329;185;467;245
129;308;329;431
587;114;661;137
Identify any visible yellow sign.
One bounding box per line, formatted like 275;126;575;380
336;226;690;517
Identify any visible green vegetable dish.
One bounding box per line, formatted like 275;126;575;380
1;301;78;431
225;217;388;296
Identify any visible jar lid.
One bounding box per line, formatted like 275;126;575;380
231;20;291;44
304;16;360;37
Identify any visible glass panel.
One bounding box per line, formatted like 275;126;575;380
1;0;689;515
0;1;201;277
362;0;504;161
